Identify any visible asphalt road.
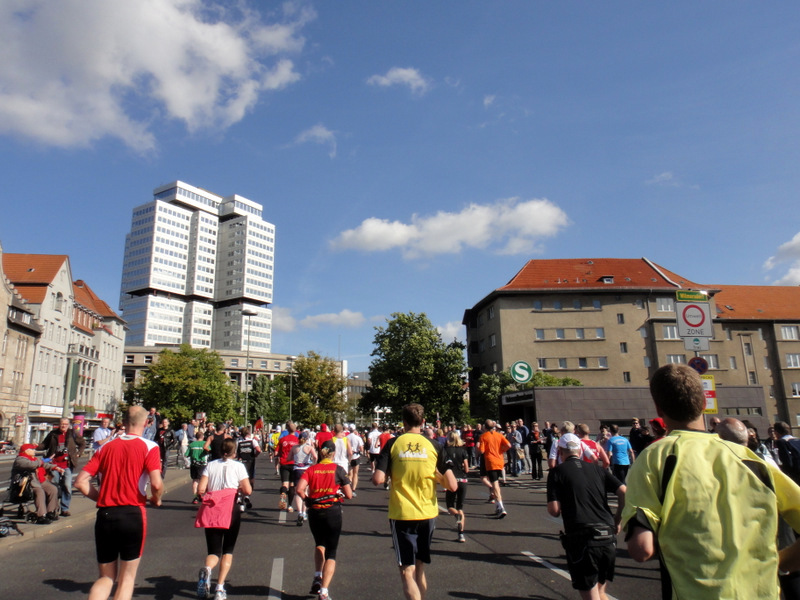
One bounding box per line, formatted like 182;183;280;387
0;456;660;599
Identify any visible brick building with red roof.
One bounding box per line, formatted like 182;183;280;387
464;258;800;431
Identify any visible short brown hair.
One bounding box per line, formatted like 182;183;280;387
650;364;705;423
576;423;590;437
402;403;425;428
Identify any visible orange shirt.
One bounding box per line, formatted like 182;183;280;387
479;430;511;471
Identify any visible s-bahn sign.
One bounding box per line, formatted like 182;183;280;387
510;360;533;384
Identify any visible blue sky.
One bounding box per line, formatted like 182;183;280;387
2;1;800;374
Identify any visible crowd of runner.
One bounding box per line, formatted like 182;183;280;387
16;366;800;600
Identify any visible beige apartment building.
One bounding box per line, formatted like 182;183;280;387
0;244;41;444
464;258;800;428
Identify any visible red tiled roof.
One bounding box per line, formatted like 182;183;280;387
10;284;48;305
498;258;703;292
2;254;69;284
713;285;800;321
73;280;119;319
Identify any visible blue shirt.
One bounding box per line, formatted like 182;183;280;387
606;435;633;465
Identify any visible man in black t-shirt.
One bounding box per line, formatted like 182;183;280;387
547;433;626;600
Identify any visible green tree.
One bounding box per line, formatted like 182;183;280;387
360;312;467;424
129;345;236;424
247;374;289;426
290;352;348;426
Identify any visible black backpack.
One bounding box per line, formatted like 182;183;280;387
8;471;35;504
777;438;800;484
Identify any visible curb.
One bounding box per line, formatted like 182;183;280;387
0;469;192;552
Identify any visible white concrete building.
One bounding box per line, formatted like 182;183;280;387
119;181;274;353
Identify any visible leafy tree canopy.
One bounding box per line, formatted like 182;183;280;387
360;312;467;424
126;345;236;424
247;374;289;427
290;351;349;426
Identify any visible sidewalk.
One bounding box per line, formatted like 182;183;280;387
0;467;192;551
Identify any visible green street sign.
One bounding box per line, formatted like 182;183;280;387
510;360;533;384
676;290;707;302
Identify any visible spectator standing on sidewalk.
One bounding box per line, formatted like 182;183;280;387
38;417;86;517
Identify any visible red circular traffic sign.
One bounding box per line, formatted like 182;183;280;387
688;356;709;375
682;304;706;328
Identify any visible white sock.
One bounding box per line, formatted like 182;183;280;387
315;571;322;578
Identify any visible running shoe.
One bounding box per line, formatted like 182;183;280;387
318;590;330;600
288;506;294;513
197;567;211;599
296;514;304;526
498;509;507;519
244;496;252;510
214;589;227;600
458;533;466;543
310;576;322;594
278;492;287;510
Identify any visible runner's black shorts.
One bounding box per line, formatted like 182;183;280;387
308;504;343;560
390;518;436;566
562;538;616;591
190;463;205;480
445;481;468;511
279;464;294;484
95;505;146;563
204;503;242;557
487;469;503;483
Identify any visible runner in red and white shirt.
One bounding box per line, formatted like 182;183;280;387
75;406;163;600
576;423;610;469
276;421;300;510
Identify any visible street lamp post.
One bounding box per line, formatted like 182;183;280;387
242;308;258;426
287;355;297;422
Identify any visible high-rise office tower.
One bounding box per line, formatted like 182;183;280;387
119;181;274;353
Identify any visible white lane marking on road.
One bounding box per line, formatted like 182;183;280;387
522;551;619;600
279;510;287;523
267;557;283;599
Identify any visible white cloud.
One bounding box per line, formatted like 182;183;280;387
764;231;800;284
331;197;570;258
483;94;496;108
271;306;297;332
437;321;464;344
0;1;313;151
300;309;366;329
294;123;337;158
367;67;430;95
645;171;699;190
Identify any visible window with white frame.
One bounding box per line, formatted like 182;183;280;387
558;358;567;369
657;297;675;312
489;334;496;348
782;326;800;340
700;354;719;369
593;299;601;309
578;357;588;368
533;300;543;311
744;342;753;356
596;327;605;339
792;383;800;397
538;358;547;369
556;329;565;339
729;356;737;370
788;354;800;368
620;342;628;353
535;329;545;340
623;371;631;383
488;306;495;320
554;300;562;310
598;356;608;368
667;354;685;364
575;328;585;339
617;313;625;324
663;325;679;339
573;299;582;310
